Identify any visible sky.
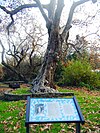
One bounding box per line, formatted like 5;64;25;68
0;0;100;63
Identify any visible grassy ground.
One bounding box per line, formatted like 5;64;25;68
0;86;100;133
11;87;31;95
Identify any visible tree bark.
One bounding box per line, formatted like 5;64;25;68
31;24;63;93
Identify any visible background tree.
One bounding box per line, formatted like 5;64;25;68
0;0;98;93
89;46;100;69
0;15;45;82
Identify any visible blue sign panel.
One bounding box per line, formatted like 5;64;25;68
29;98;80;122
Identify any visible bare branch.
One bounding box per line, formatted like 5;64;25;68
68;43;81;55
61;0;97;38
0;47;27;81
0;5;11;14
0;3;49;34
7;15;14;35
84;30;100;38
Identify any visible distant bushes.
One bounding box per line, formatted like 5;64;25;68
55;60;100;89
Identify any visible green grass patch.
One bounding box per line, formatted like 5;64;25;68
0;87;100;132
11;87;31;95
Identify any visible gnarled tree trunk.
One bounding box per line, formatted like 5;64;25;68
31;0;64;93
32;28;62;93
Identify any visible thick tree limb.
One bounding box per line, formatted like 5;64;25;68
75;0;97;6
7;51;19;63
53;0;64;28
0;3;48;15
48;0;56;20
0;5;11;14
34;0;49;23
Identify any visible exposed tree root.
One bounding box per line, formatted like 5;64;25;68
31;78;58;93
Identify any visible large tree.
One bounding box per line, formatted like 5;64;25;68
0;0;97;93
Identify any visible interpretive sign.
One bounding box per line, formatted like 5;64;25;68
25;96;85;133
